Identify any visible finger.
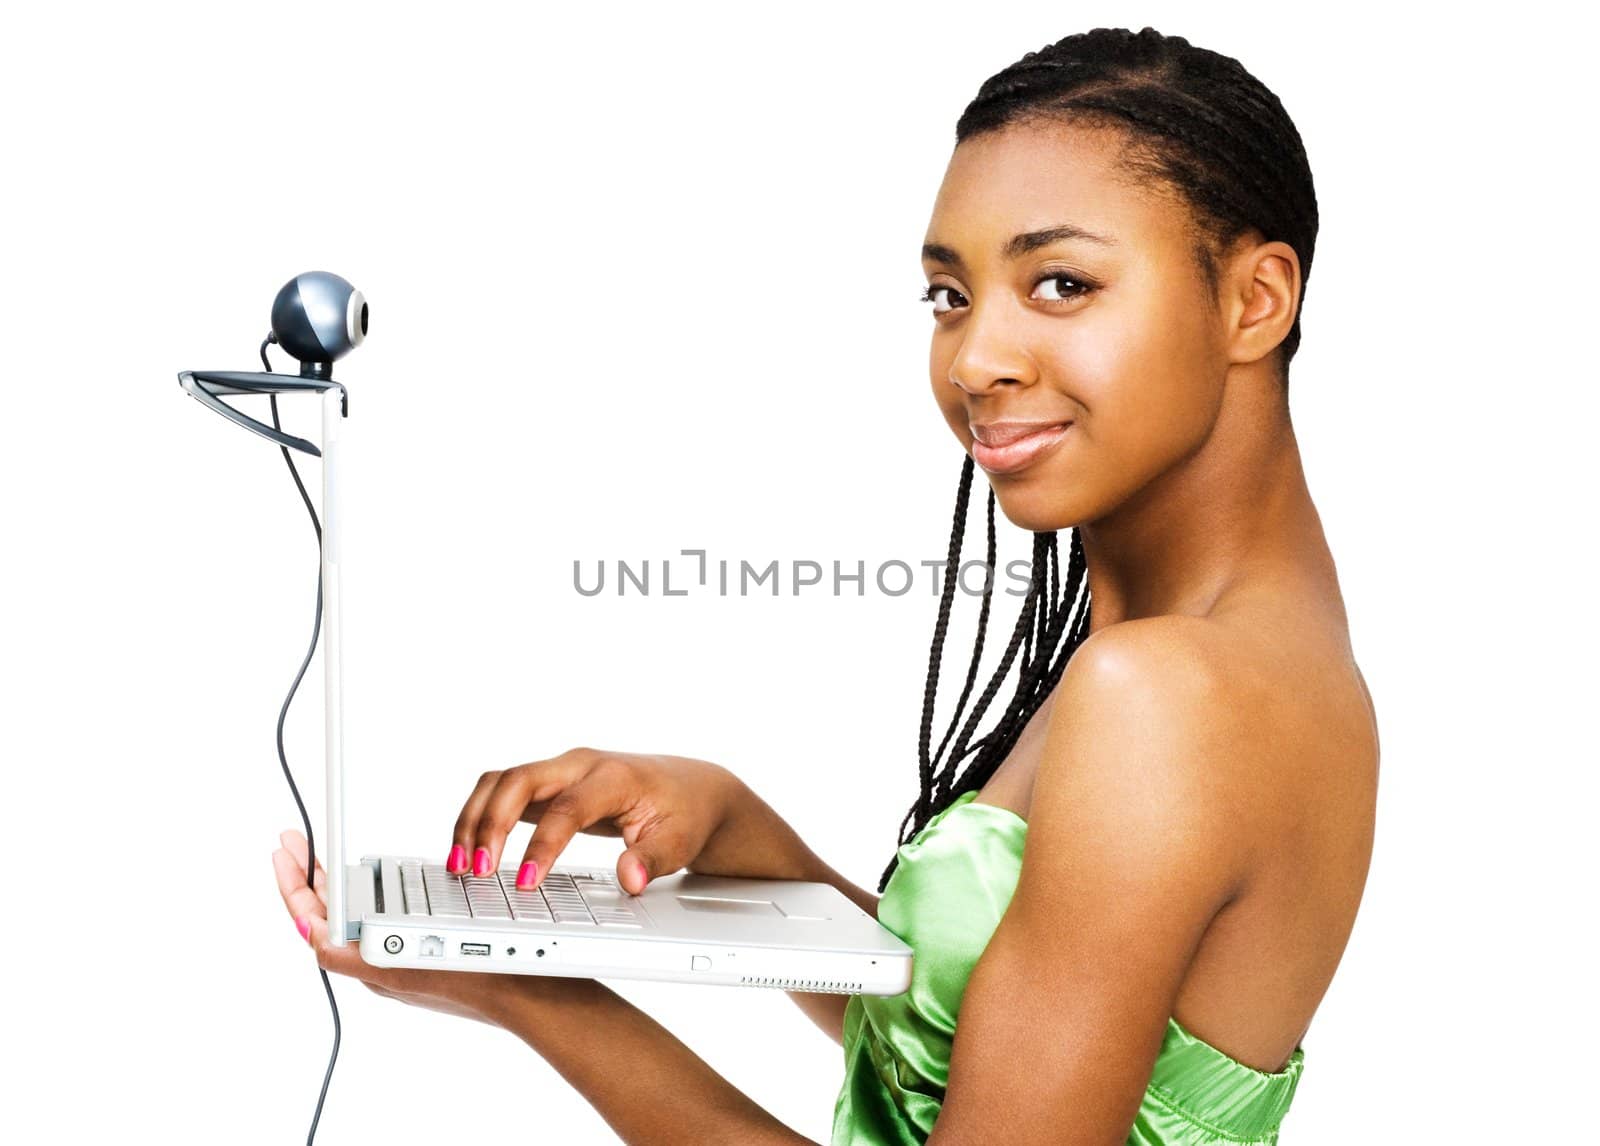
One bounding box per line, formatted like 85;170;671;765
447;770;506;874
298;904;376;980
272;853;411;989
273;846;328;927
516;770;625;891
477;756;602;877
276;830;329;904
616;820;697;895
471;770;539;878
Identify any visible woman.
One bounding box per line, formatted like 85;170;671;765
274;26;1378;1145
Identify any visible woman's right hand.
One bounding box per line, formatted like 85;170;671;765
445;748;749;895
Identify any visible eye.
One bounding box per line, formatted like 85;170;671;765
1031;271;1093;303
919;272;1095;317
918;283;966;316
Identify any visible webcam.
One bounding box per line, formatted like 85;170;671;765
178;270;367;455
271;271;368;379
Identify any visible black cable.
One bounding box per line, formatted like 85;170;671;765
261;334;342;1144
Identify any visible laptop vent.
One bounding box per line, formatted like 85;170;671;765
739;975;863;994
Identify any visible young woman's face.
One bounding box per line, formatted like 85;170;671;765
922;121;1241;532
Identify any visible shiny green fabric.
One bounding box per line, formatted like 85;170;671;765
831;789;1304;1144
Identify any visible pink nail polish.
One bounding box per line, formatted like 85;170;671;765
295;916;310;942
447;844;467;873
517;861;538;889
473;847;491;876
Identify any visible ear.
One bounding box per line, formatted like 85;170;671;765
1225;239;1301;368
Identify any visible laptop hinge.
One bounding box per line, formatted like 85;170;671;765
344;859;380;940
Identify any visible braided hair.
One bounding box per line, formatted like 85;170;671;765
878;26;1319;892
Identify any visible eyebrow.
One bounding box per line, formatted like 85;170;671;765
922;223;1117;270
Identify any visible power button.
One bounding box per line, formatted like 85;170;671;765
690;955;712;971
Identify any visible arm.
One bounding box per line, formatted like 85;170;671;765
484;975;818;1145
926;620;1254;1145
701;776;881;1043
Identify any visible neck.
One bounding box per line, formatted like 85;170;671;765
1075;383;1335;633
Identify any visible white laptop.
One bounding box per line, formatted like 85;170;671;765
349;857;911;993
182;369;913;996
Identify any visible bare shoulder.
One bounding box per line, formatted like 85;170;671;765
1032;608;1376;881
1053;608;1368;770
1023;617;1265;900
1056;614;1234;697
1041;614;1262;786
1027;611;1357;868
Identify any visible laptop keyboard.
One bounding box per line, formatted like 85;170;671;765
399;862;646;928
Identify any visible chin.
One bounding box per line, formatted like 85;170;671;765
988;477;1083;534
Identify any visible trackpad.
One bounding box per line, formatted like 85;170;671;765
676;895;782;917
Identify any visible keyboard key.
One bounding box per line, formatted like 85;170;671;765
499;874;556;922
420;864;471;917
594;913;643;928
579;887;625;906
399;862;431;915
463;874;512;919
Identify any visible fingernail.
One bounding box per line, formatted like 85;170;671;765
473;847;491;876
447;844;467;873
516;861;538;890
295;916;310;942
634;859;649;890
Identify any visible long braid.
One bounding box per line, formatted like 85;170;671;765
905;456;977;837
1017;533;1048;678
878;513;1088;892
879;25;1318;892
931;527;1087;808
926;475;999;791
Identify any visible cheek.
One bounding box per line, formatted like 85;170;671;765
1072;293;1217;459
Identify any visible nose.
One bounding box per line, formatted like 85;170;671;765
945;305;1036;396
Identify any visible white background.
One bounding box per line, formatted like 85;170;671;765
3;2;1594;1142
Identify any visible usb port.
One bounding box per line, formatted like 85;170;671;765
460;942;491;957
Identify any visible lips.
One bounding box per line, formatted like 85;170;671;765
968;420;1074;475
969;421;1073;447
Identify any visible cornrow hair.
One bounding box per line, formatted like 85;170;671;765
878;26;1318;892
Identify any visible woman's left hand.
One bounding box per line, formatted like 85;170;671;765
274;831;813;1144
271;828;520;1027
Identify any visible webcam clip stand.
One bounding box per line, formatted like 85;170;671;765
178;370;355;945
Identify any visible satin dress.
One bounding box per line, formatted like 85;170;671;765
831;790;1305;1144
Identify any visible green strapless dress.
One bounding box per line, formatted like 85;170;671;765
831;789;1304;1144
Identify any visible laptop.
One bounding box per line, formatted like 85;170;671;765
350;857;911;992
181;368;913;996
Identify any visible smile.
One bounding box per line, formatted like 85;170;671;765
970;422;1073;475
